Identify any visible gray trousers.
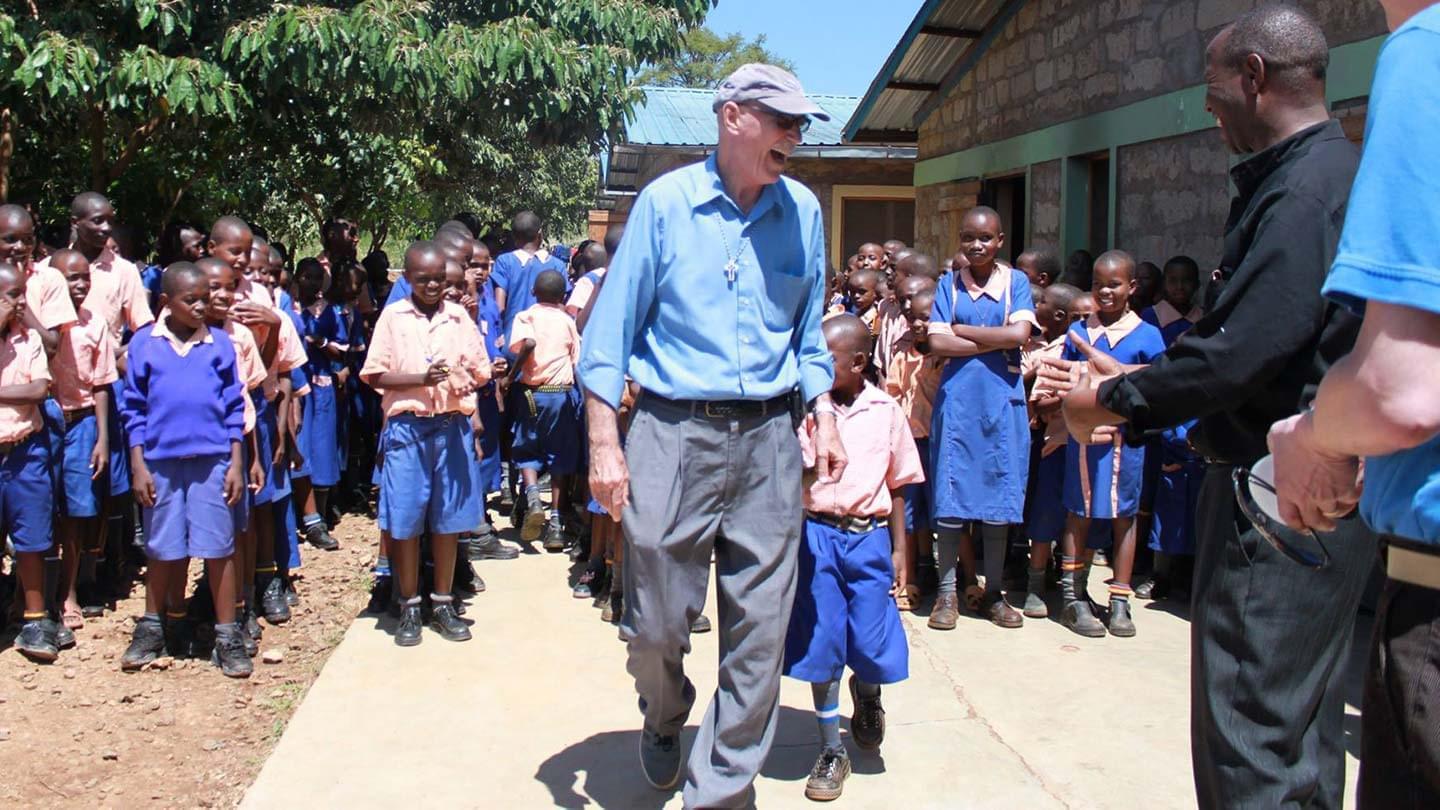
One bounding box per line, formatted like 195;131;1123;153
1191;465;1376;809
620;396;802;809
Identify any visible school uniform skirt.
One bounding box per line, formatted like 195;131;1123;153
929;353;1031;526
298;374;342;487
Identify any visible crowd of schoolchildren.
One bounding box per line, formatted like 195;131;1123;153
0;191;1207;798
0;193;631;675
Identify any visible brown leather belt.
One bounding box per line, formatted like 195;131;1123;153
64;405;96;424
645;391;797;420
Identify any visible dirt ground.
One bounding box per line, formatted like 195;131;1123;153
0;515;378;809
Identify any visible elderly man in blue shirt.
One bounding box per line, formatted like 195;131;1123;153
579;64;846;808
1268;2;1440;805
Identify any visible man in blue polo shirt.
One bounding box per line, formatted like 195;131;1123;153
580;64;846;807
1268;2;1440;804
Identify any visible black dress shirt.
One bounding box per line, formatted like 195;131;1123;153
1099;119;1362;466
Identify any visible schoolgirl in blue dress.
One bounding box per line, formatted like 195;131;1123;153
922;207;1038;630
1058;251;1165;639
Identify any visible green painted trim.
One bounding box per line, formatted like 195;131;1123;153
842;0;948;143
1059;157;1089;260
914;34;1387;188
1023;163;1033;247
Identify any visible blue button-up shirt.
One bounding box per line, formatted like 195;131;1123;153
578;154;833;409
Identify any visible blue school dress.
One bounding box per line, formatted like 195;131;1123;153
1140;300;1205;554
297;302;346;487
929;266;1037;526
1061;312;1166;519
473;282;503;495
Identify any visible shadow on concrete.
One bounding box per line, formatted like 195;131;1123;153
534;705;883;808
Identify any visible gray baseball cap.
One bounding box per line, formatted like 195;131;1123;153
712;63;831;121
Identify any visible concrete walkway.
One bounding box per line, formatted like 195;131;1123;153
243;542;1363;809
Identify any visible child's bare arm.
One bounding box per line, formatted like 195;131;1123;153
90;386;109;479
950;321;1033;350
130;446;156;507
0;379;48;404
507;339;536;386
368;361;448;391
888;488;910;595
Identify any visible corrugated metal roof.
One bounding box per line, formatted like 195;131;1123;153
843;0;1020;142
623;86;864;147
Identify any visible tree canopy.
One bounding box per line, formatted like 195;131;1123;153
0;0;711;247
632;27;794;89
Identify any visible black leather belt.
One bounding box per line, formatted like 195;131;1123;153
64;405;96;424
644;391;797;420
806;511;883;533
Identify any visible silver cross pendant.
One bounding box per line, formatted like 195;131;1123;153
724;259;739;284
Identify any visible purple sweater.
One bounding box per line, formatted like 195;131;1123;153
121;324;245;460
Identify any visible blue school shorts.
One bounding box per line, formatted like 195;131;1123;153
378;412;480;540
42;398;64;491
1025;450;1067;545
511;386;581;475
784;519;908;685
142;454;235;561
904;436;933;532
60;412;104;518
298;377;342;487
107;379;130;496
474;384;502;494
1;431;54;553
252;392;290;505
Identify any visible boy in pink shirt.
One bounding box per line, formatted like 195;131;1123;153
0;205;76;353
785;314;924;802
505;269;582;549
361;241;490;647
48;251;118;635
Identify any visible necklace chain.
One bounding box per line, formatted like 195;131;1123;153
713;210;748;284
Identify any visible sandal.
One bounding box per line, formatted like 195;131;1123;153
62;604;85;630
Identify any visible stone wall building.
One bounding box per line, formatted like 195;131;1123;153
845;0;1388;270
593;87;915;269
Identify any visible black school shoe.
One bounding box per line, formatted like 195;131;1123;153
429;601;471;642
366;575;393;615
848;675;886;750
804;748;851;802
467;533;519;561
395;603;423;647
305;522;339;551
211;623;253;678
239;608;261;657
121;617;166;671
16;619;60;663
259;575;291;624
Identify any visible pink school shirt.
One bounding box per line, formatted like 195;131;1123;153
0;325;51;443
59;248;153;339
565;268;606;317
1025;334;1071;457
224;320;266;433
361;298;491;418
509;302;580;387
873;298;908;377
24;261;77;332
261;310;306;402
798;382;925;519
52;306;118;412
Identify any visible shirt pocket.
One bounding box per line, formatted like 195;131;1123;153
757;267;811;330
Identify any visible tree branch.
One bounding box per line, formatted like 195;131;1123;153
0;109;13;204
108;112;167;183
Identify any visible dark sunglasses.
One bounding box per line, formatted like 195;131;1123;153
745;103;812;135
1231;466;1331;569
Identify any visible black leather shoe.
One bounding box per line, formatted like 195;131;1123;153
429;602;471;642
121;618;165;671
16;619;59;663
468;533;519;561
260;576;291;624
211;623;253;678
305;523;339;551
54;621;77;649
395;603;423;647
284;577;300;606
239;610;260;657
848;675;886;750
541;516;566;552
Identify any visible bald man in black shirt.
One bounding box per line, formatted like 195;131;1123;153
1052;8;1377;808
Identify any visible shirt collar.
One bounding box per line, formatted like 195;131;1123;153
1230;120;1342;198
1152;300;1203;329
151;312;214;354
958;265;1009;301
392;296;463;323
691;153;780;223
1084;310;1143;346
836;381;888;417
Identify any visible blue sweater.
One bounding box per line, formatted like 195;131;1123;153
121;323;246;460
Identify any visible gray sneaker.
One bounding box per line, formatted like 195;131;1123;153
1021;589;1049;619
804;748;851;802
638;729;683;790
